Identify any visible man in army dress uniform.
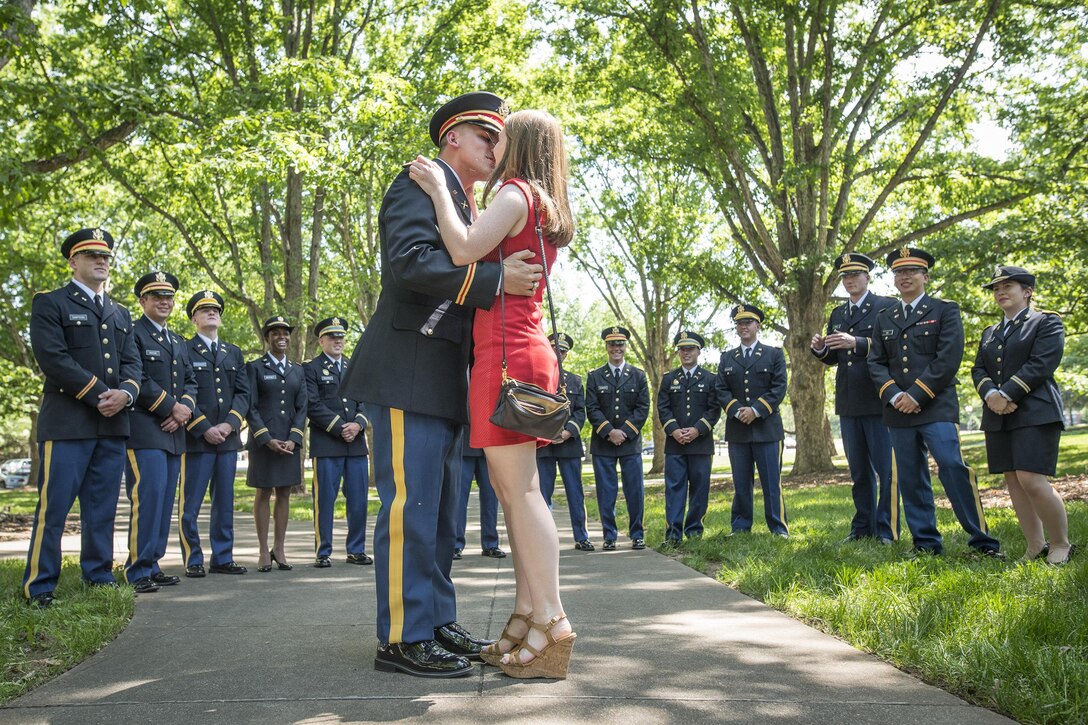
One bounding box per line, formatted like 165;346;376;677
179;290;249;577
585;326;651;551
536;333;592;551
868;248;1001;557
124;271;199;593
715;305;789;537
304;317;372;568
340;91;542;678
657;331;720;546
811;253;899;543
22;228;142;607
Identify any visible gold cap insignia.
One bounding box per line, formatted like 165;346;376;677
155;271;166;283
612;327;619;334
841;253;850;265
204;290;213;298
994;265;1003;276
497;101;511;119
899;247;910;258
332;317;340;326
276;316;284;322
92;228;104;240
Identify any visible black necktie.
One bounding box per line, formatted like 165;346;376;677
905;303;913;317
744;348;752;360
612;368;620;383
849;304;857;319
94;294;103;312
334;360;341;375
211;341;218;357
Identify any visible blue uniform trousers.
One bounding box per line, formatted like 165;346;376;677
663;453;712;541
456;457;499;551
311;456;370;558
728;441;788;535
23;438;125;598
178;451;238;567
537;457;590;543
366;404;460;644
887;422;999;553
124;448;181;582
840;415;899;540
592;453;644;542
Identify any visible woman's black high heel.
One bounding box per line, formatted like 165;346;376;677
257;552;272;573
271;551;293;571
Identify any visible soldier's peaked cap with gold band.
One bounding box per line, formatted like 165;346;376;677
548;332;574;352
262;316;294;335
731;304;765;323
983;265;1035;290
834;252;875;275
429;92;509;147
314;316;347;338
61;227;114;259
134;270;179;298
673;331;705;348
886;246;935;272
186;290;224;318
601;326;630;343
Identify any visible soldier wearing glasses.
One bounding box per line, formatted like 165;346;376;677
22;228;141;607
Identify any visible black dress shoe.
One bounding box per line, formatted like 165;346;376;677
131;577;161;594
185;565;206;578
83;579;120;588
346;552;374;565
968;547;1006;561
28;591;55;608
452;548;463;560
434;621;493;661
632;538;646;550
209;562;247;574
151;572;180;586
481;547;507;559
908;546;942;558
314;556;332;568
374;640;472;678
603;540;617;551
574;540;595;552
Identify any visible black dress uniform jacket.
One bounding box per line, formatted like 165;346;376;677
184;336;249;453
812;294;897;417
868;295;964;427
715;343;787;443
586;364;651;457
341;164;501;423
971;309;1065;432
658;366;720;455
304;355;369;457
246;357;307;449
129;317;198;454
536;370;586;459
31;283;142;441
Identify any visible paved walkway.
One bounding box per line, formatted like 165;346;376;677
1;493;1011;724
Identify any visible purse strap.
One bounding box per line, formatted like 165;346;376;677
496;181;566;392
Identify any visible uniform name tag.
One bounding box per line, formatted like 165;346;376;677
145;349;162;358
832;323;843;331
597;386;609;393
192;361;209;369
263;374;278;380
68;313;89;321
321;375;335;382
882;329;896;339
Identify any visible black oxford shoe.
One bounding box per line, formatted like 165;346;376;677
314;556;332;568
452;548;463;560
632;538;646;550
481;547;507;559
346;552;374;565
185;565;206;578
28;592;55;608
374;640;472;678
209;562;247;574
603;540;617;551
131;578;160;594
574;540;595;552
151;572;180;586
435;621;492;661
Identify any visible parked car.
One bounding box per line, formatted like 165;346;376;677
3;458;32;489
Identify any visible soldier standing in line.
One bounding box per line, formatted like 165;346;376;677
304;317;373;568
657;331;720;547
585;326;651;551
536;333;592;551
23;228;141;607
455;436;505;560
811;253;899;544
124;271;199;594
179;290;249;577
715;305;790;538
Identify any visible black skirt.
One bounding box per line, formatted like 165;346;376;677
246;446;304;488
984;422;1062;476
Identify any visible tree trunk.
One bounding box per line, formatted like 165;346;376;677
783;283;836;474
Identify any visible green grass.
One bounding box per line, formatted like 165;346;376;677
0;486;53;516
0;558;134;704
230;476;380;522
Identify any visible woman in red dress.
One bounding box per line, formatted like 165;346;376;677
408;109;576;679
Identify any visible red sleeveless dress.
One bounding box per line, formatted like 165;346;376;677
469;179;560;448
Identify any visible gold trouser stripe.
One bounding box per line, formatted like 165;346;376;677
312;458;322;553
890;448;899;540
24;442;53;598
956;429;988;533
778;440;788;533
126;450;142;577
178;453;191;564
389;409;408;643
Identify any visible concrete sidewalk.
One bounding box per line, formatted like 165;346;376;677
1;493;1011;724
